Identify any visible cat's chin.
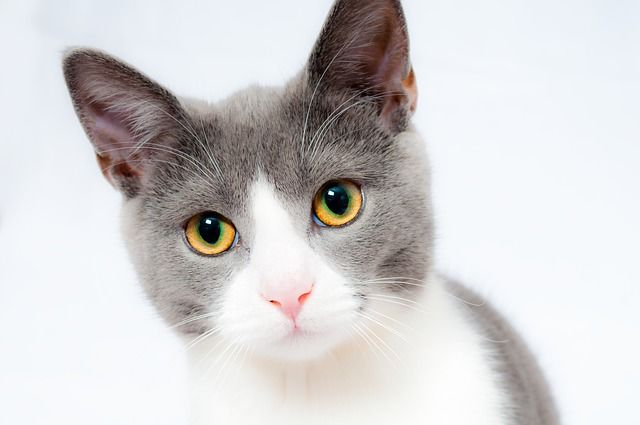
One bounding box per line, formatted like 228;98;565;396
251;326;352;362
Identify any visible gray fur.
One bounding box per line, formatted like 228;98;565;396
62;0;557;423
446;278;560;424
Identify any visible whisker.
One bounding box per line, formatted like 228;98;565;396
354;321;397;367
355;311;408;343
305;86;398;160
305;83;380;157
365;295;426;313
351;323;382;362
366;308;416;331
193;335;227;370
305;125;378;172
362;276;427;283
360;322;402;364
100;96;223;185
200;341;236;385
127;100;213;161
366;293;423;306
185;326;222;352
169;312;217;329
301;31;362;159
102;157;219;194
363;277;486;307
98;144;219;185
309;85;395;142
194;114;223;178
211;343;244;390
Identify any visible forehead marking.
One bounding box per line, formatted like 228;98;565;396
249;178;314;279
251;179;296;231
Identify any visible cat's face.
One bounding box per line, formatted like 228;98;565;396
64;0;433;361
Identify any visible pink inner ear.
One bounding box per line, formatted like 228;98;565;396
371;28;417;128
368;18;398;83
90;103;137;157
87;102;145;184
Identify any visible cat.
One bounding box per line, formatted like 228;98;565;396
62;0;558;423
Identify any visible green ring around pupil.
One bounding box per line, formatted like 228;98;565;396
323;185;351;216
197;216;222;245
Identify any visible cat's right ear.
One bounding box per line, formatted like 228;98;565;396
63;48;185;197
306;0;416;133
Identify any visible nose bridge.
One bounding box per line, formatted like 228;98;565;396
253;221;312;292
250;179;313;287
249;180;316;321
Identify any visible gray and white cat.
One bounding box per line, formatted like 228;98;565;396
62;0;558;424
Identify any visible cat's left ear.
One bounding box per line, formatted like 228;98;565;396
63;48;186;197
306;0;417;133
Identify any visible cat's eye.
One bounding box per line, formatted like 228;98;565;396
313;180;363;227
185;212;237;256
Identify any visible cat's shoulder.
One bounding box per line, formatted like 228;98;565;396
441;275;560;424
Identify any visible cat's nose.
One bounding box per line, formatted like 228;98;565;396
261;283;313;321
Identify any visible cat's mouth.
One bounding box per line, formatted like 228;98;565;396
245;313;355;361
286;322;318;338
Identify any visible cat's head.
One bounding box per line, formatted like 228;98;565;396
63;0;433;361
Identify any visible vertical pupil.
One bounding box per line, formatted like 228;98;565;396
324;185;350;215
198;215;221;244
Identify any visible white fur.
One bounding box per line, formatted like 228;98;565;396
187;181;508;425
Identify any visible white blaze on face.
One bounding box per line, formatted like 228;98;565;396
251;180;314;321
217;179;359;361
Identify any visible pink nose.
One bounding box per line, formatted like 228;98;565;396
262;284;313;321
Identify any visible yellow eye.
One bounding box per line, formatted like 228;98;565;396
313;180;363;227
185;212;237;256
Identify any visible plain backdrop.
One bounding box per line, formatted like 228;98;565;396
0;0;638;424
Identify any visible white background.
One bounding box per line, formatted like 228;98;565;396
0;0;638;424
